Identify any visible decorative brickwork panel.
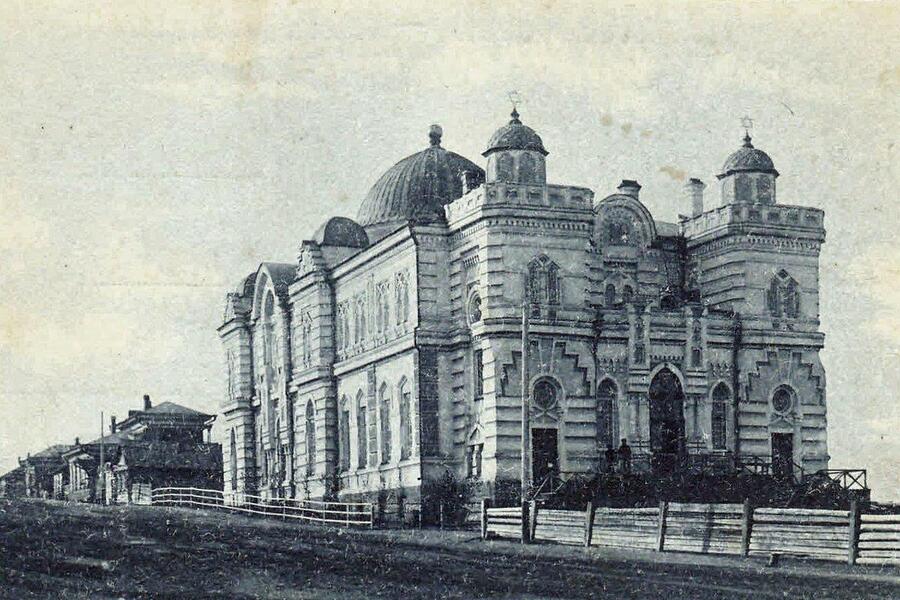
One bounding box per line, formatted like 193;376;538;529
367;367;378;466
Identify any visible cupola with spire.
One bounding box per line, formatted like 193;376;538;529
483;108;548;185
717;130;779;205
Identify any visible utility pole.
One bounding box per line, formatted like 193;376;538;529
99;411;105;505
520;301;531;502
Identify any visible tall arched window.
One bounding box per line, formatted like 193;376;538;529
518;153;535;183
399;378;412;460
527;255;561;314
355;294;367;343
305;401;316;476
623;285;634;303
379;384;392;464
396;271;410;324
767;270;800;318
229;429;238;490
375;282;389;333
302;313;313;366
356;391;367;469
497;152;514;182
597;379;617;447
605;284;616;307
338;396;351;472
711;383;729;450
263;291;276;366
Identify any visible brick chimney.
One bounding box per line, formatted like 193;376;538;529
685;178;707;217
617;180;641;199
143;394;152;410
110;416;117;434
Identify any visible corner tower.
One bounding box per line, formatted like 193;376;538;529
482;109;549;185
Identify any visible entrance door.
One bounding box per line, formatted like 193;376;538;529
532;428;559;487
649;368;686;474
771;433;794;481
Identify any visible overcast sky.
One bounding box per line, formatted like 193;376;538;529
1;1;897;500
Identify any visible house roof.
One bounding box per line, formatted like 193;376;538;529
118;442;222;472
142;401;212;419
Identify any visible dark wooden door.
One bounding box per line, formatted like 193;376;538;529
532;428;559;486
771;433;794;481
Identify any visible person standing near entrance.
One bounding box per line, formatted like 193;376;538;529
618;438;632;475
604;443;616;474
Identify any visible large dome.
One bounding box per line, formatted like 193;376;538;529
483;109;548;157
356;125;484;227
719;133;778;177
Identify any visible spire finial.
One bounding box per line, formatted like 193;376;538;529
508;90;522;124
740;115;754;147
428;124;443;146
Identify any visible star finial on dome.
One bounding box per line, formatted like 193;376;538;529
740;115;754;147
428;124;443;146
508;90;523;124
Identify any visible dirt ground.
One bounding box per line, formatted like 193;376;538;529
0;499;898;599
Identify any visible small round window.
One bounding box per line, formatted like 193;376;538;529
772;387;794;414
532;379;559;411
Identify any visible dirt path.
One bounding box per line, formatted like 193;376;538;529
1;499;897;599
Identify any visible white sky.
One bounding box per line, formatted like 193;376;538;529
1;1;897;500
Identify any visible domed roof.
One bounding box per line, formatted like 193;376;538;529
356;125;485;227
483;109;549;157
313;216;369;248
719;133;779;178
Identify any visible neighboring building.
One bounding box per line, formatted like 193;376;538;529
219;111;827;517
19;445;73;499
61;395;221;503
0;466;27;499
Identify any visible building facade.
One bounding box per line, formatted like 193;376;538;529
219;112;827;515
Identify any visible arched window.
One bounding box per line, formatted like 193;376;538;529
605;284;616;307
379;384;392;464
597;379;617;447
518;153;535;184
711;383;729;450
527;255;561;311
263;291;276;366
305;401;316;476
497;152;514;182
356;391;367;469
399;378;412;460
355;294;367;343
375;282;388;333
229;429;237;490
338;396;350;472
302;313;313;366
467;291;482;325
396;271;410;324
767;270;800;318
623;285;634;303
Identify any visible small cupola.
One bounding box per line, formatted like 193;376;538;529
717;130;779;205
483;108;548;185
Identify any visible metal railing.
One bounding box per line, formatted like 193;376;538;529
817;469;867;491
151;487;375;527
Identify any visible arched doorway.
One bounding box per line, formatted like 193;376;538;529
648;368;686;474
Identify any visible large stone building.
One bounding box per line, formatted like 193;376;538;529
218;110;827;514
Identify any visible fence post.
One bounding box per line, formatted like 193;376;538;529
848;499;860;566
480;498;490;540
529;500;537;544
740;498;752;557
584;502;595;548
370;503;376;529
521;500;531;544
656;501;668;552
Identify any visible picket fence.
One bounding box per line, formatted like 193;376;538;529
151;487;375;527
481;499;899;567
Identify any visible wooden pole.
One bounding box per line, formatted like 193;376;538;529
740;498;753;557
99;411;105;505
529;500;538;544
480;498;490;540
521;500;531;544
584;502;595;548
848;499;859;566
656;501;668;552
521;301;531;503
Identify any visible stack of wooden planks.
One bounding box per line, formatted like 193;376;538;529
663;503;744;555
749;508;849;562
485;506;523;540
857;513;900;566
591;507;659;551
532;509;585;546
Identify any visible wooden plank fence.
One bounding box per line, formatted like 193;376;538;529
480;499;900;567
151;487;375;527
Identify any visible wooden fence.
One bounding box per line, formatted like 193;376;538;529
151;487;375;527
481;499;899;567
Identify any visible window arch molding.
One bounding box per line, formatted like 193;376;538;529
467;289;483;325
526;254;561;315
